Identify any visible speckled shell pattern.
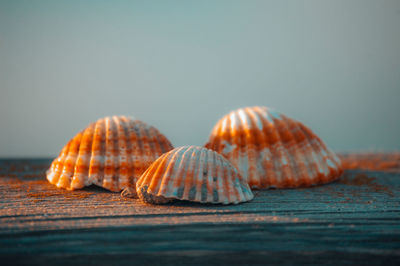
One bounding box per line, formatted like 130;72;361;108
205;106;343;189
136;146;254;205
46;116;173;192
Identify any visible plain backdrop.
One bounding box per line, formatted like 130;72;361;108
1;0;399;158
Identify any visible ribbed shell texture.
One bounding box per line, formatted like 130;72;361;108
205;106;343;189
136;146;254;205
46;116;173;191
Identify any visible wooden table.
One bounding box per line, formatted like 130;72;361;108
0;154;399;265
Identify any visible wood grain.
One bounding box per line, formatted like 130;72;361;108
0;156;399;265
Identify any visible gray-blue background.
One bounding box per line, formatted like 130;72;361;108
1;0;399;157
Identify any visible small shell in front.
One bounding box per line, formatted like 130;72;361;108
205;106;343;189
135;146;254;205
46;116;174;192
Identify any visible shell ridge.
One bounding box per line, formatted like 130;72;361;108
84;124;96;186
88;118;105;186
304;127;331;183
159;147;186;196
230;112;242;182
180;148;199;200
202;151;218;202
252;107;270;188
297;123;328;185
258;106;273;124
316;141;337;179
247;106;263;130
268;112;294;187
138;122;151;173
183;147;201;201
292;120;317;185
331;152;343;173
256;107;277;187
147;149;172;194
113;116;127;190
244;181;254;201
48;116;173;192
120;117;134;188
255;108;272;186
165;148;187;194
230;164;243;204
131;121;144;178
235;112;246;187
295;118;320;186
136;151;166;188
269;115;295;188
312;136;341;183
216;150;227;203
245;107;264;186
47;139;72;185
221;158;233;204
102;117;115;190
237;108;251;186
136;146;252;205
274;115;300;187
194;148;207;202
260;107;278;187
143;124;157;164
238;166;251;202
111;116;122;191
131;121;144;180
302;126;327;177
283;117;313;187
204;149;215;202
226;157;239;204
214;154;224;203
316;136;342;176
262;113;281;187
142;123;155;168
97;119;107;186
204;106;342;189
169;147;193;198
282;115;304;187
57;132;83;189
201;149;211;203
72;124;95;189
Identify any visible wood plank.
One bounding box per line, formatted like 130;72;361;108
0;156;399;265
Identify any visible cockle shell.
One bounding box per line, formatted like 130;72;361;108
46;116;173;192
205;106;343;189
135;146;254;205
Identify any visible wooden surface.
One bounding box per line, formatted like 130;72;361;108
0;155;399;265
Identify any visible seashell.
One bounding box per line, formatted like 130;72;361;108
46;116;173;192
134;146;254;205
205;106;343;189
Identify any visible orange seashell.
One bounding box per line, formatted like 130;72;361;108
134;146;254;205
46;116;173;192
205;106;343;189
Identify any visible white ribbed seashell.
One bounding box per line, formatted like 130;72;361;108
134;146;254;205
46;116;173;192
205;106;343;189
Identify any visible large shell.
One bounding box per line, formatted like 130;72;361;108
46;116;173;192
205;106;343;189
135;146;254;205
